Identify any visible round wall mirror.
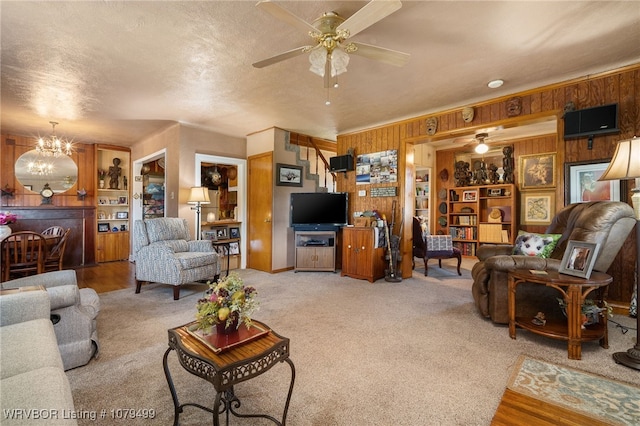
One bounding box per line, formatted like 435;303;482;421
15;150;78;193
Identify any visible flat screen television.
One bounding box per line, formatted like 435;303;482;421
290;192;348;230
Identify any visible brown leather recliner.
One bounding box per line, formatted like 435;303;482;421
471;201;636;324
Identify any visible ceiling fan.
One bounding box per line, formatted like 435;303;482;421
252;0;410;89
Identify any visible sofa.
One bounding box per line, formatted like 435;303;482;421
133;217;220;300
0;287;78;425
1;271;100;371
471;201;636;324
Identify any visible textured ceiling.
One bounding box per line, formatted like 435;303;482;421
1;1;639;146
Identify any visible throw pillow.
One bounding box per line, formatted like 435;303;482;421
512;231;561;258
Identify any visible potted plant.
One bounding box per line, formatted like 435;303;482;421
195;273;258;334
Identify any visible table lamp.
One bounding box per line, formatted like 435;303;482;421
599;136;640;370
187;187;210;240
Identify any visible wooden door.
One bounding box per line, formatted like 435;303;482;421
247;153;273;272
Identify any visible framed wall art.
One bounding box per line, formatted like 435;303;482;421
276;163;303;187
356;149;398;185
521;191;555;225
564;159;621;203
559;240;600;279
519;152;556;189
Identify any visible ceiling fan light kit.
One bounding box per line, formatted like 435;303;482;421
253;0;409;93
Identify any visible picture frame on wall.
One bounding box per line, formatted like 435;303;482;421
519;152;556;189
521;191;555;225
276;163;303;187
559;240;600;279
564;159;622;203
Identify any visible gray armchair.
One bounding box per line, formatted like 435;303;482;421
471;201;636;324
1;270;100;370
133;218;220;300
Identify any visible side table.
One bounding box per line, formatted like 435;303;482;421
163;320;295;426
508;269;612;360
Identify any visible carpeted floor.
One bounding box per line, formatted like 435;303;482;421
508;355;640;425
66;260;639;425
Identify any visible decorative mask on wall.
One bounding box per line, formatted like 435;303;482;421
506;96;522;117
426;117;438;136
461;107;475;123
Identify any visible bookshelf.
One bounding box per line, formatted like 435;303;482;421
447;184;516;256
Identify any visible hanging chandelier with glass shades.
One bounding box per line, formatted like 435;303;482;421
36;121;72;157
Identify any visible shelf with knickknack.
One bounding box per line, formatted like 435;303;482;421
447;183;516;257
201;220;241;270
95;145;131;262
414;167;431;232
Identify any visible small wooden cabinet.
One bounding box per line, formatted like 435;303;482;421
96;230;130;262
341;227;386;282
294;231;336;272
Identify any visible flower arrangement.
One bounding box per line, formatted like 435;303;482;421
196;273;258;333
98;169;107;180
0;212;17;225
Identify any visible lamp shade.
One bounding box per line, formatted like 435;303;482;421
187;187;210;204
599;136;640;180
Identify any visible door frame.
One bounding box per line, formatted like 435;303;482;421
195;154;247;269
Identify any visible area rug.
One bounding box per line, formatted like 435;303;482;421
508;356;640;425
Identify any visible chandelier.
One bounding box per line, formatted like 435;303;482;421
36;121;72;157
27;159;54;175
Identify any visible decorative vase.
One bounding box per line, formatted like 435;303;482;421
99;180;105;189
216;314;239;335
0;225;11;241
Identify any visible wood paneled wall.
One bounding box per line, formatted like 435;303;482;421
337;64;639;304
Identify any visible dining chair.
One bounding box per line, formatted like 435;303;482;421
43;228;71;272
42;226;66;237
1;231;46;282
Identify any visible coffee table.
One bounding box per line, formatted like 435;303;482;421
508;269;612;360
163;320;295;426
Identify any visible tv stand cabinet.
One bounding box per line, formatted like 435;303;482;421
294;230;336;272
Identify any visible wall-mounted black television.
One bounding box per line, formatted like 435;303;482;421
290;192;349;230
564;103;619;139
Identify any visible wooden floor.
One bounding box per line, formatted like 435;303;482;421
75;260;135;293
491;388;611;425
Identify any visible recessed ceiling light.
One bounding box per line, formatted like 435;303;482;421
488;79;504;89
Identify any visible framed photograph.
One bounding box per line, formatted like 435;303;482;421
521;191;556;225
97;223;110;233
276;163;303;187
215;227;228;239
564;159;621;203
229;242;240;255
116;211;128;219
202;230;217;241
559;240;600;279
519;152;556;189
229;227;240;239
462;190;477;202
118;196;128;205
98;197;109;205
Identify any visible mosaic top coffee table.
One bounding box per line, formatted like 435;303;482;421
163;320;295;426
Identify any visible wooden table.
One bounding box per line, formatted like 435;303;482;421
163;320;295;426
508;269;612;360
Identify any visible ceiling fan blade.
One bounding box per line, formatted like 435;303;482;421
349;42;410;67
252;46;312;68
337;0;402;38
256;0;318;34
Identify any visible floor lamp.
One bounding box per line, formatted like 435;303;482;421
599;136;640;370
187;187;210;240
